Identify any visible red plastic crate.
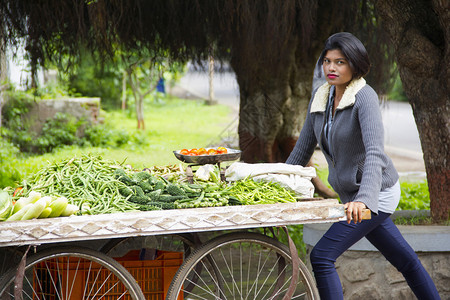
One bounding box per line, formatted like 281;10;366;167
33;249;183;300
115;250;184;300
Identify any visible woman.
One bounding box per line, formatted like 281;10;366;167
286;32;440;299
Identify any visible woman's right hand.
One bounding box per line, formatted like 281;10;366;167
344;201;367;224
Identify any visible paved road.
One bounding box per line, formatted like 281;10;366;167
178;69;240;110
381;101;423;156
177;69;425;174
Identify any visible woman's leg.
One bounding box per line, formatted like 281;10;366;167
310;212;391;300
365;215;440;300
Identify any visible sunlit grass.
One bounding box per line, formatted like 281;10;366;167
393;215;450;226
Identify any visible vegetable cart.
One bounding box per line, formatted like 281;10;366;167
0;197;354;300
0;151;369;299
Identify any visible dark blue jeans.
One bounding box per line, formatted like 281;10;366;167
310;211;440;299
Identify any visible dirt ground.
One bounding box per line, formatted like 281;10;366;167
384;152;426;173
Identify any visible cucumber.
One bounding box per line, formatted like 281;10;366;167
48;197;69;217
38;207;52;218
21;198;47;220
12;191;42;214
6;203;34;221
27;191;42;203
60;204;79;217
0;191;13;220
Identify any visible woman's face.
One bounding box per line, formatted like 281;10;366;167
322;49;353;89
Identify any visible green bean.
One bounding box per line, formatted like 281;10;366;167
18;154;140;215
227;178;297;205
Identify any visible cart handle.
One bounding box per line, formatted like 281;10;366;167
361;208;371;220
344;208;371;221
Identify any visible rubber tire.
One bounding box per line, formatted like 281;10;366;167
0;246;145;300
166;231;320;300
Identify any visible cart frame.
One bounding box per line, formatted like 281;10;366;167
0;198;348;299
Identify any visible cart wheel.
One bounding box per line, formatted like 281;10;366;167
0;246;145;300
0;246;26;276
166;231;319;300
100;233;208;295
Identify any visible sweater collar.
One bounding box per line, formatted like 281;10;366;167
310;77;366;113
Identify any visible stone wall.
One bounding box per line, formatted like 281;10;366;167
304;245;449;300
25;97;100;134
304;220;449;299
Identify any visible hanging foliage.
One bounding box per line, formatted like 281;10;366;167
0;0;394;94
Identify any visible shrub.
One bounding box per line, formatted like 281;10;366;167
3;89;91;153
2;89;147;154
83;125;132;148
35;112;85;153
2;90;37;152
0;137;22;188
397;180;430;210
3;100;85;154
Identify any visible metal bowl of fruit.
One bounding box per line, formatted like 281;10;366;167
173;147;241;164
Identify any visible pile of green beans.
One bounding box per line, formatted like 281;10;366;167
20;154;139;215
227;178;297;205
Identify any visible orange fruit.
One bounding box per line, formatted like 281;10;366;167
217;147;227;154
207;148;218;155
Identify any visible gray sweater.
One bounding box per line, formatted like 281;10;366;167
286;78;399;214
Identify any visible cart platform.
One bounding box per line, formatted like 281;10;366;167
0;198;345;247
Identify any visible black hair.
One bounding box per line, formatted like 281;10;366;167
318;32;371;79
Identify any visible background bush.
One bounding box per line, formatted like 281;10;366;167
0;137;21;188
36;112;85;153
1;87;140;154
397;180;430;210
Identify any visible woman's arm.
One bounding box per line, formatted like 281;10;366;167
353;87;387;212
285;106;318;166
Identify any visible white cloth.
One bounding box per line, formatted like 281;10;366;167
194;164;216;181
225;162;316;198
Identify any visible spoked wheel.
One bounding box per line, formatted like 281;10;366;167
0;246;26;276
100;233;202;295
0;246;145;300
166;231;319;300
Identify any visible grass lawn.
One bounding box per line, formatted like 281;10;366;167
17;97;235;178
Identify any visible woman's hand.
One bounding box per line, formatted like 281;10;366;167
344;201;367;224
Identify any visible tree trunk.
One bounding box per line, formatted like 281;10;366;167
376;0;449;222
232;50;296;163
128;69;143;130
127;66;152;131
230;25;338;198
0;35;7;128
136;94;145;130
228;0;341;198
121;70;127;110
208;55;215;105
